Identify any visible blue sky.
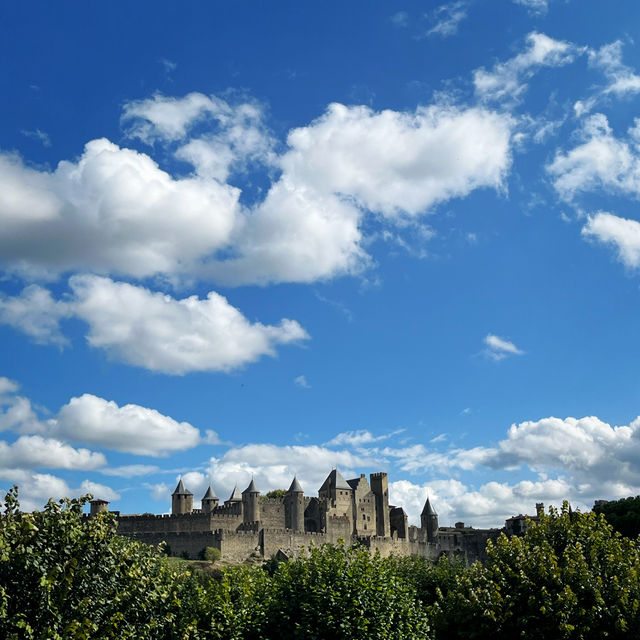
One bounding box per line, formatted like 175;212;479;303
2;0;640;528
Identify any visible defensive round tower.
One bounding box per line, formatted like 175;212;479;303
285;476;304;531
89;498;109;517
370;472;391;537
242;478;260;524
201;486;219;514
172;479;194;515
421;496;439;542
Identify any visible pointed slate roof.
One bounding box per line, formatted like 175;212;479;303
172;478;193;496
319;469;351;493
228;485;242;502
202;486;217;501
243;478;259;494
287;476;303;493
421;496;437;517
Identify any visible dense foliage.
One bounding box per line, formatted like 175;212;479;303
593;495;640;538
2;488;640;639
433;503;640;639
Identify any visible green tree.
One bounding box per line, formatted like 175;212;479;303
593;496;640;538
0;487;203;640
264;490;287;500
433;503;640;639
264;542;431;640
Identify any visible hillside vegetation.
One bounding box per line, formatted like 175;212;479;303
1;487;639;639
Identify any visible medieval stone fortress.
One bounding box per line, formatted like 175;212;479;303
93;469;539;564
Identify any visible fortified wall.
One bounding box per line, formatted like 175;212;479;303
94;470;533;564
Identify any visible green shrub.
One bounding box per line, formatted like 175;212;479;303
432;502;640;639
204;547;221;563
0;486;203;640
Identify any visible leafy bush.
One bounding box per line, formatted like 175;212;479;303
593;496;640;538
0;487;203;640
204;547;221;563
432;502;640;639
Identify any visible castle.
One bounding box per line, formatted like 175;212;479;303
95;470;522;564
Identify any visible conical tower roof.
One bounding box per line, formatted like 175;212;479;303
319;469;351;493
287;476;303;493
172;478;193;496
421;496;437;517
202;486;217;501
243;478;259;494
228;485;242;502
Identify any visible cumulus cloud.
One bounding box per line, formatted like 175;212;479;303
547;114;640;202
0;95;513;286
474;32;581;102
390;475;575;528
0;435;106;470
205;443;379;500
52;394;201;456
425;2;468;38
0;376;204;457
581;212;640;268
0;276;309;374
0;469;119;512
483;333;524;360
294;375;310;388
0;139;240;280
0;284;73;346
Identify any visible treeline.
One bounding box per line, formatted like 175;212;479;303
1;488;640;639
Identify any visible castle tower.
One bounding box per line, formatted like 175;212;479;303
201;486;219;514
172;478;194;515
89;498;109;517
421;496;438;542
285;476;304;532
319;469;353;529
242;478;260;524
370;472;391;538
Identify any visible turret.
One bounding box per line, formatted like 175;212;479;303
201;486;219;514
89;498;109;517
172;478;193;515
421;496;438;542
370;472;391;537
285;476;304;531
242;478;260;524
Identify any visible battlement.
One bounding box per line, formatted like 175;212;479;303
369;472;388;479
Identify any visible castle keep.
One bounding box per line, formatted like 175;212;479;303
106;470;506;564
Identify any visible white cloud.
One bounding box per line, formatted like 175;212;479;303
0;435;106;470
278;103;512;219
547;114;640;202
0;96;513;287
52;393;201;456
426;2;468;38
21;129;51;147
0;284;73;346
100;464;161;477
0;470;119;513
294;375;310;388
0;276;309;374
391;11;408;27
206;443;379;500
325;429;403;447
0;139;241;280
589;41;640;98
0;377;19;397
512;0;550;14
484;333;524;360
582;212;640;268
474;32;581;102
